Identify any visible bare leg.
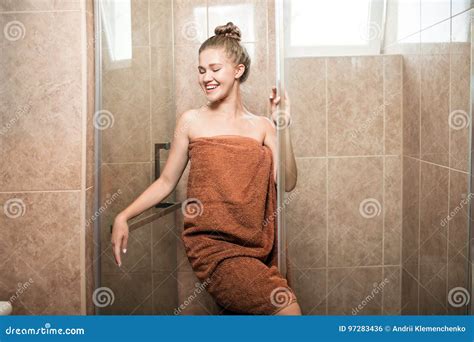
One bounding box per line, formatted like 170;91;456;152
274;302;302;315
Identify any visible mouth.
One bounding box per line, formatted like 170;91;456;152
205;83;219;93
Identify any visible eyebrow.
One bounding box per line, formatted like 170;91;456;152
198;63;223;68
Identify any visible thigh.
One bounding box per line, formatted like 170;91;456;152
206;256;298;315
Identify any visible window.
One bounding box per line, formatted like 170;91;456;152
285;0;385;57
101;0;132;67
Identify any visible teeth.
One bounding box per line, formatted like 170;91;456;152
206;85;218;90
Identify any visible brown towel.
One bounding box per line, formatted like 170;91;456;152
182;135;278;282
181;135;298;314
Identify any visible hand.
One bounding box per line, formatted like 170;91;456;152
268;86;292;128
111;213;129;267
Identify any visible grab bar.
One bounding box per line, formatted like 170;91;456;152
155;142;171;180
110;141;180;234
110;202;181;233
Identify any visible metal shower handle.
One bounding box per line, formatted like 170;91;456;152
154;142;171;180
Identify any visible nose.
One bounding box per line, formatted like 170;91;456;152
202;71;213;83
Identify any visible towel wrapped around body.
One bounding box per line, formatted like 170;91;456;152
181;135;297;315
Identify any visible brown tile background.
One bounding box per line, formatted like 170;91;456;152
0;0;95;314
384;1;471;315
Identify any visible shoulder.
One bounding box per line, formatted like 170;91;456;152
179;108;200;121
175;108;201;140
256;115;276;136
259;115;274;129
244;112;274;130
177;108;201;128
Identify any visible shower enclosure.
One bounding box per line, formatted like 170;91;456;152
93;0;473;315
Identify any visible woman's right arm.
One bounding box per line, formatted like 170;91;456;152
111;109;197;266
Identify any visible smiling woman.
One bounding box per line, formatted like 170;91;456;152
110;20;300;315
198;22;251;93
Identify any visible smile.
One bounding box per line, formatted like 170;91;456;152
205;84;219;92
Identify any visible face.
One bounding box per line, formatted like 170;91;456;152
198;48;245;102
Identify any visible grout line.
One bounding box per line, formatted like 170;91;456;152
293;154;469;175
382;55;386;313
446;8;453;309
78;0;89;315
399;54;404;312
0;9;81;14
297;154;403;159
403;154;470;174
0;190;82;194
325;57;329;316
417;17;421;312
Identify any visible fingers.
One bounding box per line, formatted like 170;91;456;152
113;239;122;267
269;86;277;100
122;235;128;254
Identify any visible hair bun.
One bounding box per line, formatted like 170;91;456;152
214;22;241;41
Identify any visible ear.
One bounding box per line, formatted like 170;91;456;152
234;63;245;80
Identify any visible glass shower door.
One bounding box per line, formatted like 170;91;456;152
278;0;473;315
94;0;178;315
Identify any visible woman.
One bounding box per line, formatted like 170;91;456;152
111;22;301;315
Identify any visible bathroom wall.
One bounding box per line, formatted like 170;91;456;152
283;54;403;315
384;0;472;314
0;0;95;314
173;0;276;314
98;0;178;314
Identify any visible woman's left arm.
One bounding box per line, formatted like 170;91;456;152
264;86;297;192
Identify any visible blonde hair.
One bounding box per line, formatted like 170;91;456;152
199;22;251;83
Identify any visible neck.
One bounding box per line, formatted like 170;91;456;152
206;82;246;119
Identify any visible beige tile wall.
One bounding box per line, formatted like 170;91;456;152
384;1;472;315
0;0;95;314
284;54;403;315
